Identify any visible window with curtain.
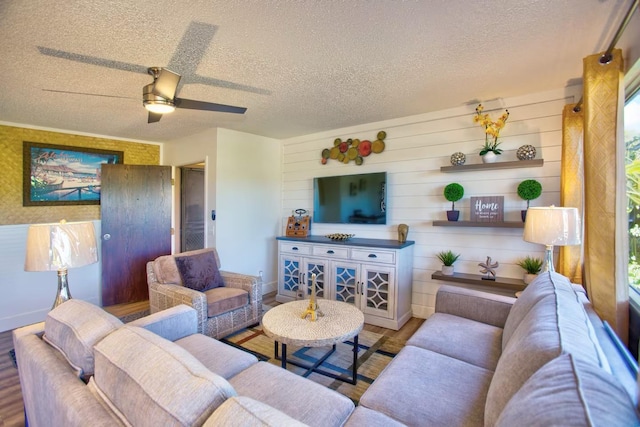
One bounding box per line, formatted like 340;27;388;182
626;60;640;293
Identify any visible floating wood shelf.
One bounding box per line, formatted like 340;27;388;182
433;221;524;228
431;271;525;295
440;159;544;172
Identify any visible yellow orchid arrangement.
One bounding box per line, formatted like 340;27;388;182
474;104;510;155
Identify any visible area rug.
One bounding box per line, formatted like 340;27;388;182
222;325;403;404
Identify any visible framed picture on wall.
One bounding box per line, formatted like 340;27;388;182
23;141;124;206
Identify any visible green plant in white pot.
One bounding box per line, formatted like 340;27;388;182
516;256;543;284
436;250;461;276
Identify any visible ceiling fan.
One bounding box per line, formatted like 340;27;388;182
143;67;247;123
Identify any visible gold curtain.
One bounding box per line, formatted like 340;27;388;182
559;104;584;284
582;48;628;341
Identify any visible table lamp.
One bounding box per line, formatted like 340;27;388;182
523;206;581;272
24;220;98;309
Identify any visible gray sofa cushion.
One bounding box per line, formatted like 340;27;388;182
435;285;515;328
344;406;407;427
204;396;307;427
496;353;639;426
174;333;258;379
43;299;123;377
360;345;492;427
502;272;574;346
406;312;503;371
92;325;236;427
485;274;603;426
229;361;354;427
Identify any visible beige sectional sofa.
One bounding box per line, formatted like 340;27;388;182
14;299;354;427
356;272;640;426
13;272;640;426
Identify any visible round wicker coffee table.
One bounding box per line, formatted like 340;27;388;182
261;299;364;384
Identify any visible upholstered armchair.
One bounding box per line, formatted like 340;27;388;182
147;248;262;339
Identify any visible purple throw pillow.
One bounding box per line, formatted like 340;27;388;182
175;251;224;292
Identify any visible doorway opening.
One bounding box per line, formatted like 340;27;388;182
180;164;205;252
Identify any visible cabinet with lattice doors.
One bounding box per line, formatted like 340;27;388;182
332;261;395;320
276;236;414;330
278;242;329;300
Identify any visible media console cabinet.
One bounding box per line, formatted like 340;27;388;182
276;236;415;330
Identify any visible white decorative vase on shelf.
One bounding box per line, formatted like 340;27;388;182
523;273;538;285
481;151;498;163
441;265;455;276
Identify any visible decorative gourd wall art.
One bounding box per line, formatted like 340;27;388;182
320;130;387;165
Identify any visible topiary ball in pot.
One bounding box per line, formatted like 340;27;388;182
444;183;464;221
517;179;542;222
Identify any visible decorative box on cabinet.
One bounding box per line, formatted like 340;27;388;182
276;236;415;330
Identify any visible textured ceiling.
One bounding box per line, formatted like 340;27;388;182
0;0;637;142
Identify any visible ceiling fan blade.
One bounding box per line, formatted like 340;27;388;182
174;98;247;114
37;47;149;74
153;68;181;100
42;89;136;100
148;112;163;123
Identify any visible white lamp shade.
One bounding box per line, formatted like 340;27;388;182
25;220;98;271
523;207;582;246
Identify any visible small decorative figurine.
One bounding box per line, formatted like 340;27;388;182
398;224;409;243
478;256;499;281
301;274;324;321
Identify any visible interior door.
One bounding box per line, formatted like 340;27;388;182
101;164;172;306
180;167;205;252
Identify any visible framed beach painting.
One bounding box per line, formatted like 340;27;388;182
23;141;124;206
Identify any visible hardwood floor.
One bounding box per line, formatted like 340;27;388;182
0;296;424;427
0;329;23;427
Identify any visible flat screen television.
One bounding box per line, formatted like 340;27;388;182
313;172;387;224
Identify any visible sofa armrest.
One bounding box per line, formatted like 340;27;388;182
221;271;262;307
435;285;515;328
128;305;198;341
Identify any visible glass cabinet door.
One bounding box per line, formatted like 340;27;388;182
332;262;359;305
360;264;395;319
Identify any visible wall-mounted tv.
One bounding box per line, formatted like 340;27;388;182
313;172;387;224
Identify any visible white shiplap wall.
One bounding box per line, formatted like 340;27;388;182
281;87;581;318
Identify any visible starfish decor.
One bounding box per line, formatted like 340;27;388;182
479;256;499;281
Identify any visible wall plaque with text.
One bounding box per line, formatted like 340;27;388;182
470;196;504;222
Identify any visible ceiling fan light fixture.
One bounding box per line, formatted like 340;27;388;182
144;100;176;114
143;83;175;114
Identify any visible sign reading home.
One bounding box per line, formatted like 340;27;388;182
470;196;504;222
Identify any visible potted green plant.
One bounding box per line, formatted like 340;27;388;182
474;104;509;163
436;250;461;275
517;179;543;222
516;256;544;284
444;183;464;221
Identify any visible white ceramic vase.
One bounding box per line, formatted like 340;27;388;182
523;273;538;285
442;265;455;276
482;151;498;163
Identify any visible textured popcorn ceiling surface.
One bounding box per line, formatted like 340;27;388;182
0;0;637;142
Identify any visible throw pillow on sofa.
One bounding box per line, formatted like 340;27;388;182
175;250;224;291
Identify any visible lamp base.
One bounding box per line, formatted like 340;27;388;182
542;245;555;273
52;269;72;310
